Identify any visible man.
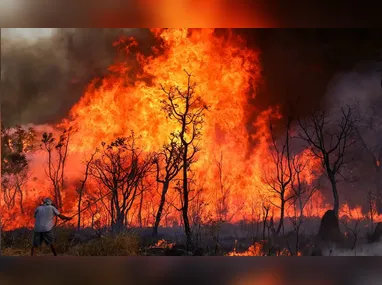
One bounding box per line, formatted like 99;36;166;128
31;198;72;256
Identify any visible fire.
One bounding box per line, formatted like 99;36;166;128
227;241;301;256
227;241;264;256
149;239;175;249
0;29;374;232
66;28;259;155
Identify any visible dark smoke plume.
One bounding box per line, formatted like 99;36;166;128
2;29;382;128
1;28;153;126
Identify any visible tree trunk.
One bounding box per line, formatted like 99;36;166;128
182;152;192;249
262;209;269;240
111;193;116;230
298;195;303;220
262;219;266;240
138;191;144;228
276;197;285;235
17;185;24;214
329;175;339;217
153;181;169;238
77;189;83;231
114;212;125;234
295;225;300;256
91;213;95;230
54;184;62;209
375;166;382;214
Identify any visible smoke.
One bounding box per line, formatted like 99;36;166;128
1;28;153;127
325;62;382;118
241;29;382;123
3;29;381;128
322;242;382;256
321;63;382;208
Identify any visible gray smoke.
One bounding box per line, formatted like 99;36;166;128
325;62;382;119
322;242;382;256
322;62;382;209
1;28;152;126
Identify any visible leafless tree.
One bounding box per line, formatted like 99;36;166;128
1;125;35;256
340;202;364;252
298;106;355;217
215;152;231;222
84;195;101;230
262;115;295;235
353;99;382;214
262;203;271;241
162;192;178;227
90;134;152;233
189;178;206;247
41;127;74;208
152;133;183;238
288;154;318;255
2;167;30;214
2;125;35;214
77;150;97;231
2;177;17;211
160;70;208;248
136;178;155;227
366;189;377;234
137;181;145;228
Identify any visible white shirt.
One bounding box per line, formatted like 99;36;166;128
34;204;60;232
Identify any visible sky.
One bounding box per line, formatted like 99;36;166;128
1;28;55;42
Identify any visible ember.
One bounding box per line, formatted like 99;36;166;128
149;239;175;249
227;241;264;256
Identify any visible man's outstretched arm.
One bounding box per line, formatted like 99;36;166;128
52;206;72;221
58;214;72;221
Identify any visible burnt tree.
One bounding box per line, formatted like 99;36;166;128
41;127;74;209
340;203;364;251
289;154;318;255
77;150;97;231
1;125;35;255
2;168;30;214
263;115;295;235
353;99;382;214
152;133;183;238
90;134;152;233
298;107;355;217
1;125;35;213
215;152;232;222
160;70;207;248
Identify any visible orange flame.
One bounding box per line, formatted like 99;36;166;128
0;29;372;231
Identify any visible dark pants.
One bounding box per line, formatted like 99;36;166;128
32;230;55;247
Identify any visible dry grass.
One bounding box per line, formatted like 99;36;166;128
1;228;141;256
68;232;140;256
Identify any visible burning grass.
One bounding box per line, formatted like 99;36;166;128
227;241;264;256
149;239;175;249
226;240;302;256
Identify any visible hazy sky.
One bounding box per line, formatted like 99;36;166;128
1;28;55;42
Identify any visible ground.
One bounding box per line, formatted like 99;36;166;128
1;219;381;256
